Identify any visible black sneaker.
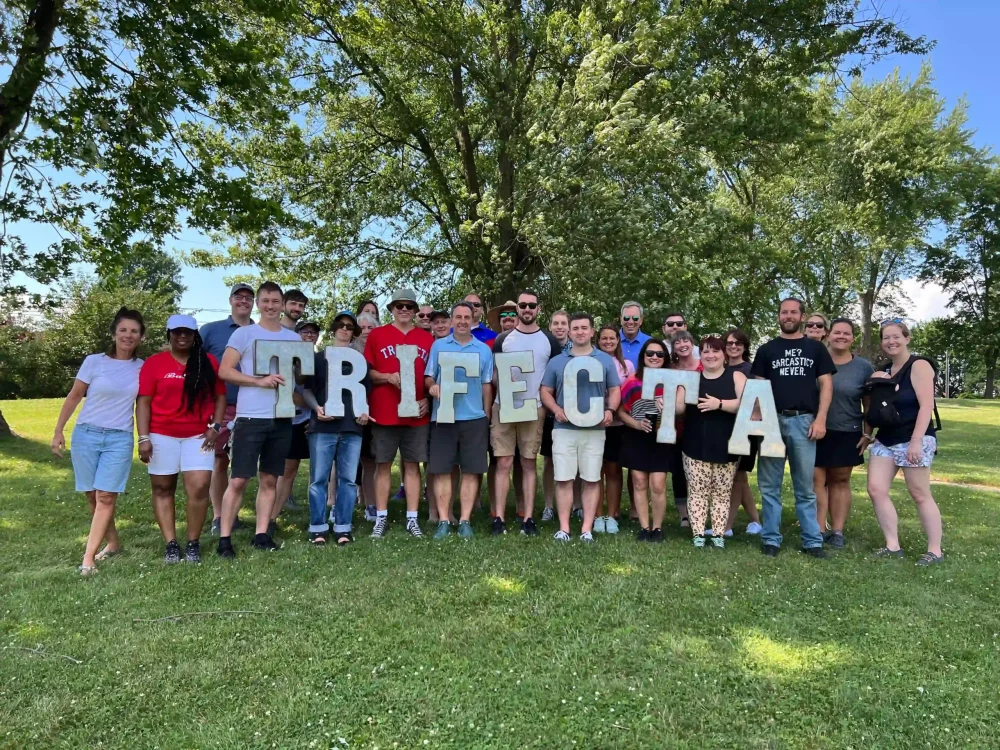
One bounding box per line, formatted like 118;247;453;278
520;517;538;536
164;539;182;564
762;544;780;557
251;533;279;551
827;531;846;549
185;540;201;563
636;527;651;542
491;517;506;536
267;519;279;538
217;537;235;559
801;547;829;559
649;528;664;543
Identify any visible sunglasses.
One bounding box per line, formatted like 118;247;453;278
622;315;640;322
518;302;538;310
500;311;516;318
663;320;684;328
169;328;196;336
645;350;666;359
467;301;483;308
332;321;355;331
726;341;743;347
805;322;827;329
393;303;417;311
416;313;430;319
881;317;904;325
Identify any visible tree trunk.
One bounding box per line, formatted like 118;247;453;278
859;288;876;361
0;409;11;437
984;349;997;399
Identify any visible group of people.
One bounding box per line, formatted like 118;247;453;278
52;282;945;575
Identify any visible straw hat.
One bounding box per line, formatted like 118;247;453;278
487;300;517;331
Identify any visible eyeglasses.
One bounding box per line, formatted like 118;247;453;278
645;350;666;359
805;322;827;329
663;320;684;328
232;294;253;302
622;315;640;322
500;312;516;318
393;302;417;311
518;302;538;310
466;301;483;308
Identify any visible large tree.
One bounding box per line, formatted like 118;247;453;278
190;0;926;318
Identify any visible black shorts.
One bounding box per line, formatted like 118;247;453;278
815;429;865;468
539;414;554;457
737;436;761;473
287;422;310;461
428;417;489;475
372;423;430;464
603;425;625;463
230;417;293;479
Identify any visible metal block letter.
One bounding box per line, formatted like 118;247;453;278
564;356;605;428
254;340;315;418
323;346;369;418
395;344;420;418
436;352;480;424
495;351;537;424
642;369;700;444
728;379;785;457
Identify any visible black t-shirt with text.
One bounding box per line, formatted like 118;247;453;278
750;336;836;414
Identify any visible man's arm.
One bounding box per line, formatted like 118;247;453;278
219;346;283;388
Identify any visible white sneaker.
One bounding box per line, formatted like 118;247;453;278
364;505;377;522
579;531;595;543
605;516;620;534
593;516;607;533
541;507;555;522
553;530;571;542
724;529;734;538
746;521;763;535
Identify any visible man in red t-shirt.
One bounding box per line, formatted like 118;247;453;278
364;289;433;538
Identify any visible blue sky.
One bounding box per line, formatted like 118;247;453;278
17;0;1000;324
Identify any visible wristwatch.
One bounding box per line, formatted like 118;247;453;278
207;422;222;432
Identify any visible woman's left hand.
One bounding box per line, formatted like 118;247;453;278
906;438;923;465
697;396;719;412
201;427;219;452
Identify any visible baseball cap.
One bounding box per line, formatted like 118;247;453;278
429;310;449;321
230;282;254;296
295;319;321;333
387;288;418;308
333;309;360;335
166;314;198;332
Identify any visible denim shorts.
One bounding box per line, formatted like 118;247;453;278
71;423;135;493
870;436;937;468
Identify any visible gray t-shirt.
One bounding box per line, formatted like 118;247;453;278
827;355;874;432
541;348;621;430
225;324;302;419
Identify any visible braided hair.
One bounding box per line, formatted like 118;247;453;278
182;331;217;413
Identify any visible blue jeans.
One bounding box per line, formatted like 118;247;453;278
756;413;823;549
308;431;363;533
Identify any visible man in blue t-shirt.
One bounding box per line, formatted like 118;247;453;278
540;312;621;543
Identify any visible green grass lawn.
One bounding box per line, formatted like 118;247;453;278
1;399;999;749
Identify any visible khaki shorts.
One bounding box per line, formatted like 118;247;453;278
489;404;546;459
552;428;606;483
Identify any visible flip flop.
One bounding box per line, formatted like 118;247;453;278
78;565;98;576
95;547;120;561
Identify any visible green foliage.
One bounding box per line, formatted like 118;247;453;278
187;0;927;322
910;318;982;398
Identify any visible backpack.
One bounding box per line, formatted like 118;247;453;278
864;355;942;431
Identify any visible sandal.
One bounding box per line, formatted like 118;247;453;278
916;552;944;566
78;565;98;576
95;546;120;561
336;532;354;546
871;547;904;559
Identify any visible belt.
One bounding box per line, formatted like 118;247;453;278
779;409;813;417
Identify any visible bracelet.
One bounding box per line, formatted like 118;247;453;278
138;436;151;444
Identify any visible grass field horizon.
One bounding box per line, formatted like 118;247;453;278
2;398;999;749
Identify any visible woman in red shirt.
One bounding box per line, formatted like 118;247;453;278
137;315;227;563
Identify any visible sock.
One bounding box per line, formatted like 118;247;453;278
406;510;418;520
377;510;388;518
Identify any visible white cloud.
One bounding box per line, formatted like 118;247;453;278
898;278;952;322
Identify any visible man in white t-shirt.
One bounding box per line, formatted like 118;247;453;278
217;282;302;558
490;290;562;536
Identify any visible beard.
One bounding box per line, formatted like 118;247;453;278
518;311;536;325
779;319;800;333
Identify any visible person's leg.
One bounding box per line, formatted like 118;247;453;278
375;462;393;512
814;466;829;531
83;490;119;568
742;479;760;523
902;467;943;556
673;453;689;524
307;433;335;533
150;473;179;543
581;480;601;534
631;471;650;529
756;448;787;549
519;455;537;520
493;455;515;520
604;461;623;519
486;459;497;515
578;431;605;534
785;415;823;549
334;433;362;536
555;480;574;533
710;462;738;536
181;471;212;542
210;454;230;523
828;466;855;534
648;472;667;530
627;471;637;520
254;473;279;535
402;461;422;514
434;473;453;522
726;471;747;533
361;457;376;508
543;458;555;510
459;472;480;522
683;455;709;537
513;460;525;517
273;458;300;521
867;455;901;550
221;477;249;536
